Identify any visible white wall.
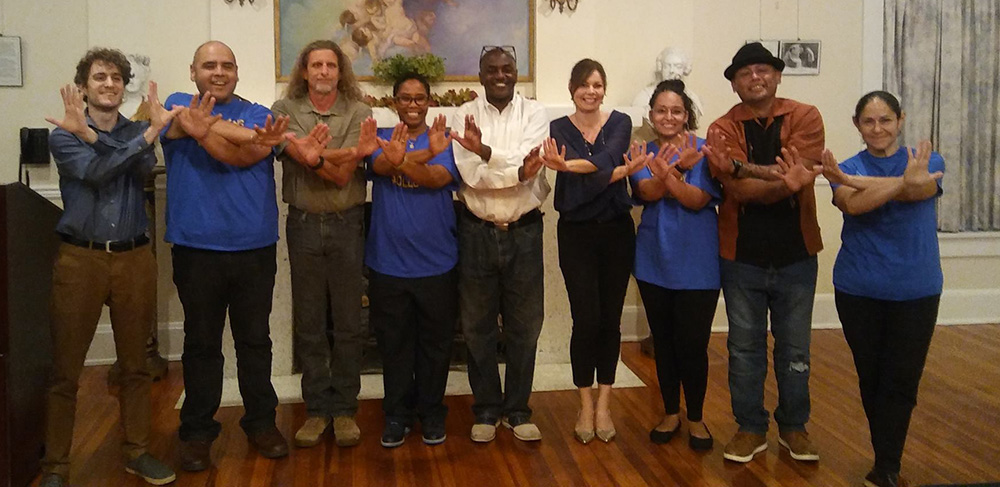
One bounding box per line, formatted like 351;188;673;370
1;0;997;366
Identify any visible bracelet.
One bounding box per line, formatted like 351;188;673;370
309;156;325;170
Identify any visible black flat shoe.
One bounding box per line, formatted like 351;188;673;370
649;424;680;444
689;427;714;450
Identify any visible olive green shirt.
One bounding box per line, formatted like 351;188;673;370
271;94;372;213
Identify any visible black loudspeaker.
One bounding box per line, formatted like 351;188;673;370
19;128;49;166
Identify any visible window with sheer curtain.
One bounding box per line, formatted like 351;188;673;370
883;0;1000;232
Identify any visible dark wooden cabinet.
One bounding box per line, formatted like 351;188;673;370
0;183;61;487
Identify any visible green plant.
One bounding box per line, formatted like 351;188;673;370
371;53;446;85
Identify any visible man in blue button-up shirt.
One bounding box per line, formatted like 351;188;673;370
40;47;178;487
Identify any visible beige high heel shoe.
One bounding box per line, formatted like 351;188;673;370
574;411;595;444
595;410;616;443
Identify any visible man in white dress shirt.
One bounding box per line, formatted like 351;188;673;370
450;46;549;443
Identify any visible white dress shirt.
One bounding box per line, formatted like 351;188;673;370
451;94;551;223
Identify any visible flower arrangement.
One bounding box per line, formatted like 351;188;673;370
372;53;446;85
366;54;479;107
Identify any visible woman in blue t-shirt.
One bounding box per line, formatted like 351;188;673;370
629;80;721;450
822;90;944;487
542;58;646;444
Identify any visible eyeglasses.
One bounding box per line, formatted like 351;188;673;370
395;94;429;106
481;45;517;64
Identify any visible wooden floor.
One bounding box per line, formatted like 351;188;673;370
40;325;1000;487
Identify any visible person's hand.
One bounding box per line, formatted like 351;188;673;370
355;117;380;156
703;127;735;175
45;84;93;139
376;122;407;166
902;139;943;188
675;132;704;170
774;146;823;192
145;81;183;133
251;114;291;147
284;123;331;167
519;145;543;181
541;138;570;172
820;149;855;187
649;143;680;181
622;140;653;176
175;92;221;141
427;114;452;155
451;114;484;156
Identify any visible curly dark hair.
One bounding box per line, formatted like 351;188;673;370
649;79;698;130
74;48;132;88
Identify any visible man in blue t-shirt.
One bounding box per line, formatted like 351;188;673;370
161;40;290;471
366;73;461;448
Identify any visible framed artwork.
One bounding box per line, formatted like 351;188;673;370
747;39;780;58
778;40;821;75
0;36;23;87
275;0;535;82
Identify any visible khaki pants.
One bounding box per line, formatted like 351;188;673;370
42;242;155;477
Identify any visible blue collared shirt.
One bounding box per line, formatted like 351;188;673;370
50;113;156;242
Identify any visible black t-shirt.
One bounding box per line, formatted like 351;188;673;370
734;116;810;268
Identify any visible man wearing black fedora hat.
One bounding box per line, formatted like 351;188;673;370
703;41;825;464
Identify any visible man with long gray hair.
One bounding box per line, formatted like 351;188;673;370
270;39;378;448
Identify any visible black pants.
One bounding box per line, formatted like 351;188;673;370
172;244;280;441
835;290;940;474
558;215;635;387
636;281;719;421
369;268;458;425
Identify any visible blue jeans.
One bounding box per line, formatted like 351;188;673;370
286;205;365;417
457;213;544;425
721;256;817;434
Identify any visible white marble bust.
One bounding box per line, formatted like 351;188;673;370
632;47;704;120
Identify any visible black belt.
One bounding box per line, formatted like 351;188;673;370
461;206;542;231
60;233;150;253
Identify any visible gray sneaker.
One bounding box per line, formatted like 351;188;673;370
38;474;66;487
125;453;177;485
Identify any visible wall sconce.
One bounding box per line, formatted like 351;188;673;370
224;0;254;5
550;0;578;13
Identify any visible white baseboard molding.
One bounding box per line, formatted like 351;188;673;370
84;289;1000;365
84;321;185;366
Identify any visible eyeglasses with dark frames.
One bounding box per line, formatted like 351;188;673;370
394;94;430;106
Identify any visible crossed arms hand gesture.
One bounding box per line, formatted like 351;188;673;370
826;140;942;215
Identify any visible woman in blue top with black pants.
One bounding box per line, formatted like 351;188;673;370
542;58;646;444
630;80;721;451
821;91;944;487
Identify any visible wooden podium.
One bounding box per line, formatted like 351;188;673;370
0;183;61;487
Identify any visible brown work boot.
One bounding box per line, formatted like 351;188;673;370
864;468;910;487
248;426;289;458
179;439;213;472
333;416;361;447
294;416;331;448
778;430;819;461
723;431;767;463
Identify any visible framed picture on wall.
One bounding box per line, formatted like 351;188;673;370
747;39;780;58
0;36;23;87
778;40;820;75
275;0;535;82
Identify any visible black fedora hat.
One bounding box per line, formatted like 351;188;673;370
724;42;785;80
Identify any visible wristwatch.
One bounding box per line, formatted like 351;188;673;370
309;156;325;170
731;159;745;178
